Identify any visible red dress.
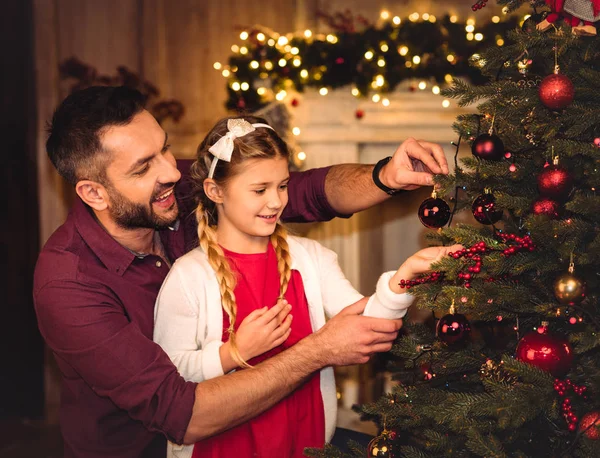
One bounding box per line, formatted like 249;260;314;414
192;243;325;458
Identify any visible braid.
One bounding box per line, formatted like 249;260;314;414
195;203;251;368
270;224;292;299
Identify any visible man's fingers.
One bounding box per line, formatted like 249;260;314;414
406;144;444;175
367;342;396;354
416;140;449;174
400;170;434;187
366;316;403;334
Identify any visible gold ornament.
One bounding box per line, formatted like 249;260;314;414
553;262;585;305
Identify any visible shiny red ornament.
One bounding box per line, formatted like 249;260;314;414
437;313;471;344
515;328;573;377
579;411;600;440
471;133;504;161
418;196;451;228
355;109;365;119
594;138;600;147
472;193;503;225
532;197;560;219
537;164;573;200
539;73;574;110
290;98;299;107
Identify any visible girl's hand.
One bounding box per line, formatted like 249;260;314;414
222;299;293;371
390;244;463;293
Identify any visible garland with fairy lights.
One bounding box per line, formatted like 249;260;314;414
216;10;521;112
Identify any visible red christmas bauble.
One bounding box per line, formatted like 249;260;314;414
418;197;451;228
515;329;573;377
437;313;471;344
537;165;573;200
579;411;600;440
471;134;504;161
355;109;365;119
291;98;299;107
539;73;574;110
472;193;503;225
532;197;560;219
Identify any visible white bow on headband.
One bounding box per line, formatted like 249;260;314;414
207;118;274;178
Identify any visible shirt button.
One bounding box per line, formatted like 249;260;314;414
156;260;162;267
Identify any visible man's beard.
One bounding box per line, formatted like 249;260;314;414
106;184;179;230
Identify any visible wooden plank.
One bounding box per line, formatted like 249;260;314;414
56;0;140;76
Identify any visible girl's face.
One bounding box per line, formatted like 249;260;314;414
215;156;290;253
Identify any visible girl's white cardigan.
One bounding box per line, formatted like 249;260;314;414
154;235;414;458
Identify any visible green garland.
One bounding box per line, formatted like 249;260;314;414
219;12;522;112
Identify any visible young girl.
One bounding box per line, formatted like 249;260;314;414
153;116;459;458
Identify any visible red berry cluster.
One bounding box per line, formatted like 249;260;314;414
471;0;488;11
398;271;442;289
497;233;535;256
449;242;489;288
554;378;588;432
398;234;535;289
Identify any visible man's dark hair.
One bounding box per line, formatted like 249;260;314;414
46;86;146;186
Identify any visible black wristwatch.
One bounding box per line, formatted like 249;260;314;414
372;156;402;195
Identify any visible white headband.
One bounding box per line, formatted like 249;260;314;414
207;118;274;178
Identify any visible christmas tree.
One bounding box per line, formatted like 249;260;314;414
307;1;600;457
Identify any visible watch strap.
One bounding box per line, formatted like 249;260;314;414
372;156;402;195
